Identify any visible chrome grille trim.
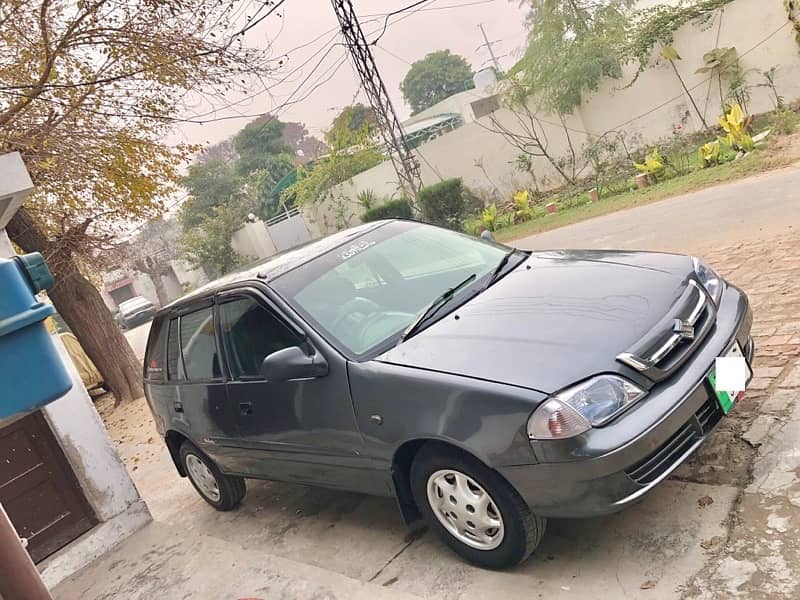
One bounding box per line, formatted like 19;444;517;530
617;280;716;378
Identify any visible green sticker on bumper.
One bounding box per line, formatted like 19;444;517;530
708;371;734;415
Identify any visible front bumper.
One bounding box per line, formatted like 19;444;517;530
499;285;753;518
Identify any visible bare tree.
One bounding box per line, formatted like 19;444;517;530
1;0;276;404
476;93;578;186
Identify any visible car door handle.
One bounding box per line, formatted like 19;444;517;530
239;402;253;416
173;401;183;413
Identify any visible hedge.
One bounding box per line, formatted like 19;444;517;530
418;178;466;230
361;198;414;222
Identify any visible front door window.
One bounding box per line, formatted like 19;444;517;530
218;297;304;379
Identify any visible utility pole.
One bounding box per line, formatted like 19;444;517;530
477;23;502;74
330;0;422;201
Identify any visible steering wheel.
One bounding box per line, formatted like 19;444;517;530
329;296;381;332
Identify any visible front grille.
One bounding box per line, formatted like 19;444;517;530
617;280;716;382
625;396;721;485
625;422;697;485
695;395;723;432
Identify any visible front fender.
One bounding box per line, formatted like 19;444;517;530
348;361;544;469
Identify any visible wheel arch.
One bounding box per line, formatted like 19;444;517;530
390;437;503;525
164;429;191;477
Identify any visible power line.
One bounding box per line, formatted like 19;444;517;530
477;23;503;73
370;0;435;46
331;0;422;200
375;44;413;66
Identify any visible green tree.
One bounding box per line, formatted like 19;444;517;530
250;155;297;219
512;0;632;116
179;191;255;277
233;117;295;177
180;159;244;228
400;50;475;115
288;122;383;210
1;0;271;404
326;104;378;144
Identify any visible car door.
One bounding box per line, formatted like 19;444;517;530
164;301;241;472
216;288;386;495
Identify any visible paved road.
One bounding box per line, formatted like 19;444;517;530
124;321;151;361
514;165;800;253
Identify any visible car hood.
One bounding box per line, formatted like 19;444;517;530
376;250;695;394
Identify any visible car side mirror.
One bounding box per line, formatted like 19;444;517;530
260;346;328;382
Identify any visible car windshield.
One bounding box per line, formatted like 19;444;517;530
272;222;515;357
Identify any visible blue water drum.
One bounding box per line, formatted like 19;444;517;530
0;253;72;419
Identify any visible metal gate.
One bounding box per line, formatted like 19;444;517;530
0;411;96;563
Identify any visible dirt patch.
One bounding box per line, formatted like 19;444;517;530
673;395;759;488
95;394;162;473
761;131;800;168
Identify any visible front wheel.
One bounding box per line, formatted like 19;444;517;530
410;444;545;569
179;441;245;511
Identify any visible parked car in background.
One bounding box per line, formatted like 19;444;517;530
117;296;157;330
142;220;753;569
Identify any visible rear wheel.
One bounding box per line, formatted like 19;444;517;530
179;441;245;511
410;444;545;569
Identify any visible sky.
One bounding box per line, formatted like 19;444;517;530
169;0;530;150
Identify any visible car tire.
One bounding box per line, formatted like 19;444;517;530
179;441;246;511
410;443;545;569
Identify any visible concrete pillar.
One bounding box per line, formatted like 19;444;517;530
0;224;151;587
37;337;151;587
0;229;13;258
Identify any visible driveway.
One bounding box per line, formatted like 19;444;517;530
124;321;151;361
57;169;800;599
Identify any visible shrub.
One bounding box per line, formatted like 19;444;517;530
699;140;721;168
771;108;799;136
512;190;534;223
418;178;466;230
357;188;378;210
361;198;413;222
633;148;665;180
463;217;483;236
462;185;485;215
561;194;591;210
481;203;498;231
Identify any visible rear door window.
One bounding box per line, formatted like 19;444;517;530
179;307;221;381
143;317;167;381
166;318;184;381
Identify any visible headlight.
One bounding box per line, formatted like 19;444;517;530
527;375;647;440
692;257;722;305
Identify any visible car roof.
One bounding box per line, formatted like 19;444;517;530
118;296;152;310
160;220;391;313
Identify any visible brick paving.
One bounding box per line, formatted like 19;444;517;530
701;234;800;388
683;233;800;598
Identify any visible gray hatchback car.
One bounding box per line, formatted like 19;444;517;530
143;219;753;569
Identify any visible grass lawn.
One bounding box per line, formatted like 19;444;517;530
496;136;799;243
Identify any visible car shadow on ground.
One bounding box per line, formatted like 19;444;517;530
99;392;738;599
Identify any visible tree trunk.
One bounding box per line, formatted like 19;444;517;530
149;270;170;307
7;209;144;405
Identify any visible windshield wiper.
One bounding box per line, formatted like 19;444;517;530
401;273;477;342
482;248;518;291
